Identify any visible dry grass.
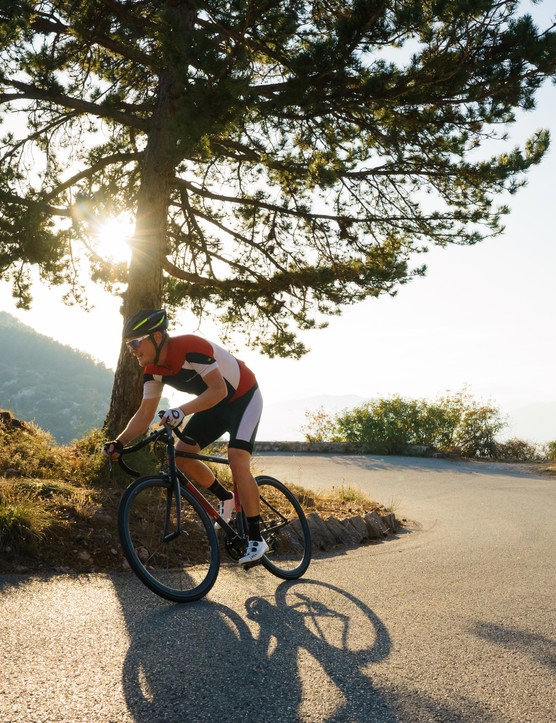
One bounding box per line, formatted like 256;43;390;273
287;481;383;518
0;419;387;574
0;480;54;553
535;461;556;476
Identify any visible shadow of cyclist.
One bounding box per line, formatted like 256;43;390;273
119;575;395;722
121;595;260;721
244;579;394;722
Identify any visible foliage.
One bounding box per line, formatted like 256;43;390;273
0;409;99;558
432;390;507;458
300;406;344;443
303;390;508;457
493;438;542;462
544;440;556;461
0;410;104;484
0;413;109;560
0;0;555;370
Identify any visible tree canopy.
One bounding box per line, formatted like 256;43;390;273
1;0;555;431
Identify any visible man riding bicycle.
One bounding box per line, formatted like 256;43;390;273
104;308;268;564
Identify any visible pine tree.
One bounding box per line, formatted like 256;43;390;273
1;1;555;433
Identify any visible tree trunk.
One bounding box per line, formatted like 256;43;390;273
104;68;179;437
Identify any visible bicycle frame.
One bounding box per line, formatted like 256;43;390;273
115;421;312;600
117;423;246;544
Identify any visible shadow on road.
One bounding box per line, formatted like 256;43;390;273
115;577;397;722
473;621;556;672
294;453;547;481
110;574;500;722
0;571;508;721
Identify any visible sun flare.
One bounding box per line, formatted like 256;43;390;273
94;216;134;263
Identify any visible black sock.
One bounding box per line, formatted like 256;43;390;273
208;480;233;502
247;515;262;541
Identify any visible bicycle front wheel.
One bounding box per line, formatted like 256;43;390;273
118;475;220;603
256;475;312;579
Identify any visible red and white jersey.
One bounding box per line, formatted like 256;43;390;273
142;335;257;402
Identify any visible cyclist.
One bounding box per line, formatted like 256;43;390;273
104;308;268;564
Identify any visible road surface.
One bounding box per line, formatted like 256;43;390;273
1;454;555;722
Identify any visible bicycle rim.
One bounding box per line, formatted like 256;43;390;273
118;476;220;603
256;475;312;579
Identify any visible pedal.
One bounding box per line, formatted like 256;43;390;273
240;560;262;571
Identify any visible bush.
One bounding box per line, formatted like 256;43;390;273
443;391;506;458
545;440;556;461
493;438;541;462
302;389;507;457
300;407;342;443
335;397;429;455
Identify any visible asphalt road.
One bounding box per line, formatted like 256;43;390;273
1;454;555;722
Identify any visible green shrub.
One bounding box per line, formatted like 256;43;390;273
336;397;426;454
444;391;506;457
545;440;556;461
493;438;540;462
302;389;507;457
300;407;342;443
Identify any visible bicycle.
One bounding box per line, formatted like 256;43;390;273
113;420;312;603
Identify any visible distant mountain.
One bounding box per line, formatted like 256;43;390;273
0;312;113;443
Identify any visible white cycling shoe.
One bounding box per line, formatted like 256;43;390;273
238;539;269;565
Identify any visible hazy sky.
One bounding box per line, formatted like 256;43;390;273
2;9;555;442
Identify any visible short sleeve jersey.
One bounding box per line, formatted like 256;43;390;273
142;335;257;403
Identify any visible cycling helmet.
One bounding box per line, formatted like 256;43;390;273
123;309;168;340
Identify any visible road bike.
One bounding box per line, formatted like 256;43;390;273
114;421;312;603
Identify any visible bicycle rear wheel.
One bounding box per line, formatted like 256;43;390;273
256;475;312;579
118;475;220;603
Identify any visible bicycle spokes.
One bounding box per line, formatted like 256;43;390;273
118;476;220;603
256;475;312;579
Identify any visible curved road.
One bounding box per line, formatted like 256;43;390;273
1;454;555;722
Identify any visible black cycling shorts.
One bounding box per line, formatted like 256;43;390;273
182;384;263;454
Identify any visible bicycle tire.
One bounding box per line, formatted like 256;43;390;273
256;475;312;579
118;475;220;603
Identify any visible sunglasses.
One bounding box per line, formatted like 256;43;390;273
125;334;150;351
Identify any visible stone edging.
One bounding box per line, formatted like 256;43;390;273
255;441;367;454
252;441;402;550
254;441;434;456
305;509;399;552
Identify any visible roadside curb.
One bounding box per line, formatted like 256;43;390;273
305;509;400;552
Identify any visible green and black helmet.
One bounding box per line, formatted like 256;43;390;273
123;309;168;340
123;309;169;363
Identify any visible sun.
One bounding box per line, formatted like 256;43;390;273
93;215;134;264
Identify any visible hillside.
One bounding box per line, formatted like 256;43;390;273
0;312;113;443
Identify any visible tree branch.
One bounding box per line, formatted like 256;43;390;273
28;12;157;68
162;257;254;291
172;176;423;224
43;151;144;201
4;79;149;131
0;191;70;217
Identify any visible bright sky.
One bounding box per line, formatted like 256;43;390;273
1;13;555;442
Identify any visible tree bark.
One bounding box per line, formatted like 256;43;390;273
104;66;179;437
